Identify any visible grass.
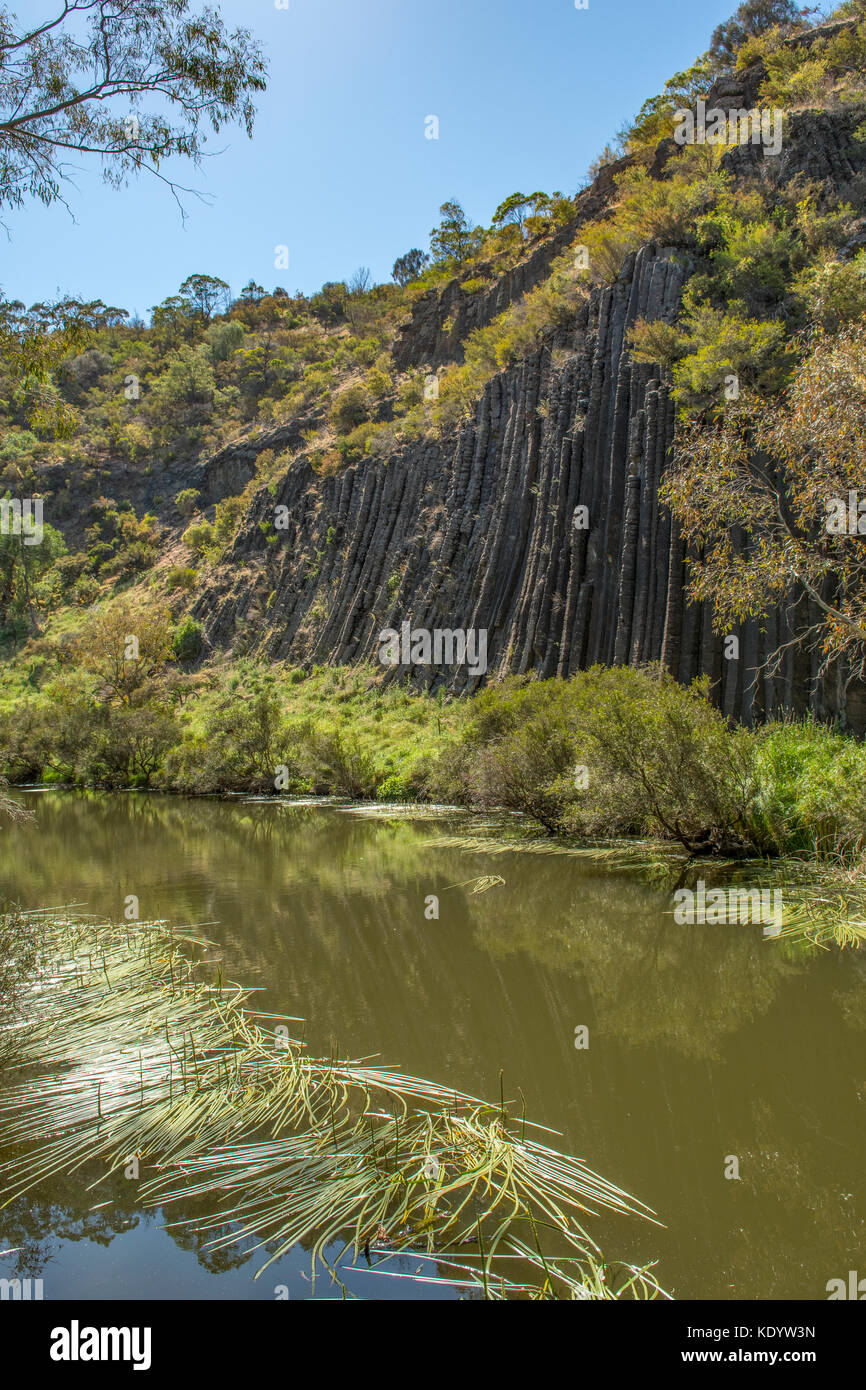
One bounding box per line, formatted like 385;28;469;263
0;909;668;1300
770;858;866;950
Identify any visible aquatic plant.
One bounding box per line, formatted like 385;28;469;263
0;911;667;1299
773;857;866;949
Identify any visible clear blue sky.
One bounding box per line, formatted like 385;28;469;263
6;0;743;320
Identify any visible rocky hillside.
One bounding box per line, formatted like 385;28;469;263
192;108;866;728
5;8;866;731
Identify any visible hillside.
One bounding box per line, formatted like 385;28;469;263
4;0;866;796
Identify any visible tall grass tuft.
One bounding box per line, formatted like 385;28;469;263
0;910;667;1299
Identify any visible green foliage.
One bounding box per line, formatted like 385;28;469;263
0;513;67;632
430;200;480;266
435;668;765;851
174;488;201;517
148;345;216;442
431;667;866;858
753;723;866;855
164;566;197;593
171;616;203;663
205;318;245;362
710;0;808;68
670;295;789;404
182;519;214;554
178;275;230;322
212;495;245;550
392;249;430;286
309;282;348;325
793;250;866;330
329;384;370;434
0;1;267;215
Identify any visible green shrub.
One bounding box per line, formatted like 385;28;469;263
174;488;201;517
183;520;215;554
435;667;769;852
165;566;198;593
329;384;371;434
172;616;203;662
306;726;382;797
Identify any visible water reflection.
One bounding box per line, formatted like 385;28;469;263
1;790;864;1299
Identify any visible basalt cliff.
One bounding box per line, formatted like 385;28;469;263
186;83;866;729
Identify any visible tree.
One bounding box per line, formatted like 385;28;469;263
309;281;348;324
429;200;476;265
0;296;127;435
178;274;230;323
491;192;551;238
392;249;429;286
662;326;866;681
348;267;372;296
0;510;66;632
149;295;197;351
0;1;266;436
709;1;811;66
0;0;267;215
151;345;215;408
148;345;216;440
66;598;173;704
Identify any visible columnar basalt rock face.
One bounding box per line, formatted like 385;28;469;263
193;231;864;729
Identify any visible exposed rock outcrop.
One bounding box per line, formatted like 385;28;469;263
193;217;864;728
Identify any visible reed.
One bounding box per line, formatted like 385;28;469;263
773;858;866;949
0;910;667;1299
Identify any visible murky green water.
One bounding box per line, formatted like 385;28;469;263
1;790;864;1300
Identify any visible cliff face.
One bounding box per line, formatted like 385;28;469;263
187;80;866;730
193;177;864;728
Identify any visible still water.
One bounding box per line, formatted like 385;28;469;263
1;790;864;1300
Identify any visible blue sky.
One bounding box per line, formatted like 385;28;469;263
5;0;743;319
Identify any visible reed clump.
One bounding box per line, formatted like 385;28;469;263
0;910;667;1299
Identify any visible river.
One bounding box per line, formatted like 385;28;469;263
1;790;864;1300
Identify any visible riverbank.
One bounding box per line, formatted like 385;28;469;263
2;652;866;857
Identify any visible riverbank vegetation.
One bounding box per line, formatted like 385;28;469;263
2;603;865;869
0;908;667;1300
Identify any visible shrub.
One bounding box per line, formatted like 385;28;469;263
174;488;201;517
306;726;382;797
435;667;770;853
329;384;370;434
172;617;204;663
793;252;866;332
183;520;214;554
564;668;764;853
164;566;198;593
